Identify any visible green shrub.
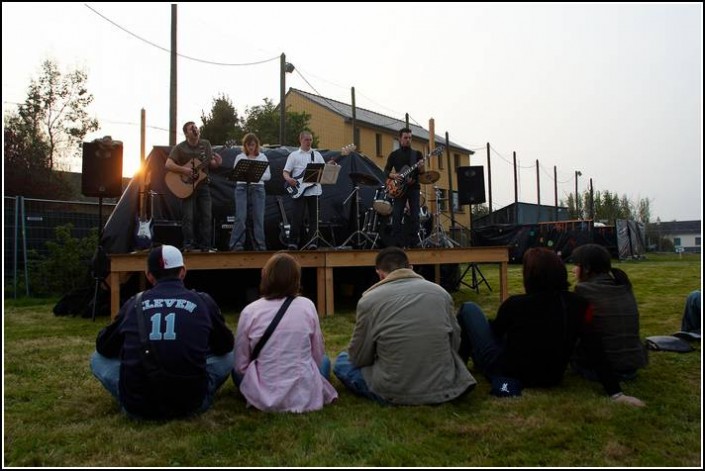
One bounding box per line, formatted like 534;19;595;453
29;224;98;296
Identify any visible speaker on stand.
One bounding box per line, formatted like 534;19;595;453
82;137;124;321
456;166;491;293
456;166;486;205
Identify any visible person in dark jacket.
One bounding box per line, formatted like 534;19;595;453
456;247;644;406
383;128;425;248
570;243;648;380
90;245;234;419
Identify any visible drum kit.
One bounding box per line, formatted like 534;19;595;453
341;170;442;249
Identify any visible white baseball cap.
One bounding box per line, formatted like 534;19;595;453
148;245;184;272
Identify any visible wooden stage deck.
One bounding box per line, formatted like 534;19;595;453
109;246;510;318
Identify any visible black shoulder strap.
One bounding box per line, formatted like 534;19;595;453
135;292;148;346
310;151;314;162
251;296;295;361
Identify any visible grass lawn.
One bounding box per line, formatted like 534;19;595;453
3;253;701;467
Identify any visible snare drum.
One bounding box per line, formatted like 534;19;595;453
372;187;394;216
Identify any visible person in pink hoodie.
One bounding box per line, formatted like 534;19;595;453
234;252;337;412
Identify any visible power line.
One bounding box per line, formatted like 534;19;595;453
84;4;279;67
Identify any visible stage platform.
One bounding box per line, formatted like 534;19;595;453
108;247;510;318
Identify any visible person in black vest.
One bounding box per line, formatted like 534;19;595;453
384;128;424;248
90;244;234;420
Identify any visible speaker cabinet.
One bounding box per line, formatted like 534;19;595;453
81;140;123;197
152;221;183;248
456;166;486;205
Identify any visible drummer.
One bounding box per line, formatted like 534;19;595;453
384;127;425;248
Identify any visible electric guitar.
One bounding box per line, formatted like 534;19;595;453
165;156;213;199
276;196;291;246
385;145;444;198
284;144;356;199
134;172;153;250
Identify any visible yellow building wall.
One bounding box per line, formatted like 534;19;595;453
286;90;472;232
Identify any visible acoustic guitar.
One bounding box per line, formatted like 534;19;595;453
165;156;213;199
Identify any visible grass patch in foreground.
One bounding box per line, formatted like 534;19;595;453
3;253;701;466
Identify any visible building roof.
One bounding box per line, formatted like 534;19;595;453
655;220;701;235
288;88;474;154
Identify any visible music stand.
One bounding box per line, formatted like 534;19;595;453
302;163;335;249
228;159;269;249
229;159;270;184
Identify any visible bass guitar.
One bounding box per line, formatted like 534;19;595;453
385;145;444;198
284;144;356;199
276;196;291;246
165;156;212;199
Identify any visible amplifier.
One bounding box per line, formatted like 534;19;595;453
152;220;183;248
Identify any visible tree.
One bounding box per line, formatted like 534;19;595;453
4;60;98;198
200;94;244;145
636;198;651;224
560;190;651;226
242;98;318;147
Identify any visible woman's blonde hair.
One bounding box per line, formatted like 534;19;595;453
241;132;261;156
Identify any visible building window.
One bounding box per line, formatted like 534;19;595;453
674;237;681;247
696;237;701;246
375;133;382;157
438;149;444;170
439;189;448;212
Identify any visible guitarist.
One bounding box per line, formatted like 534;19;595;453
283;131;327;250
384;128;425;248
165;121;222;252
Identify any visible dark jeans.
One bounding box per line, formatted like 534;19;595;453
291;195;318;248
333;352;388;404
182;183;213;249
456;302;502;375
681;290;701;334
391;185;420;248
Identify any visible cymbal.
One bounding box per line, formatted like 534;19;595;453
349;172;380;187
418;170;440;185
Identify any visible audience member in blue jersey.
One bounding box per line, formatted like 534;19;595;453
90;245;234;420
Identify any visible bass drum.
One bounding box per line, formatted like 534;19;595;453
372;187;394;216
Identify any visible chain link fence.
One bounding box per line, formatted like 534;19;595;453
4;196;116;297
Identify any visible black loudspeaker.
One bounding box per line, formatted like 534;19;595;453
81;140;123;197
153;221;183;248
457;166;486;205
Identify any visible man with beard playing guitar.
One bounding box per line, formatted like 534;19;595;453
165;121;222;252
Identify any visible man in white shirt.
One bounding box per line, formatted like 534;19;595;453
283;131;325;250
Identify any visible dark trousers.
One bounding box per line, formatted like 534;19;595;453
291;195;318;247
391;185;420;248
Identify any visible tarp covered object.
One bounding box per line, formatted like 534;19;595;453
616;219;646;259
102;145;388;254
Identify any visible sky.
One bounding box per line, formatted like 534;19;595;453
2;2;702;222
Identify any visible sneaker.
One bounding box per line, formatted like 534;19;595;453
231;246;244;252
204;248;217;253
182;246;199;253
287;244;298;251
306;244;318;250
